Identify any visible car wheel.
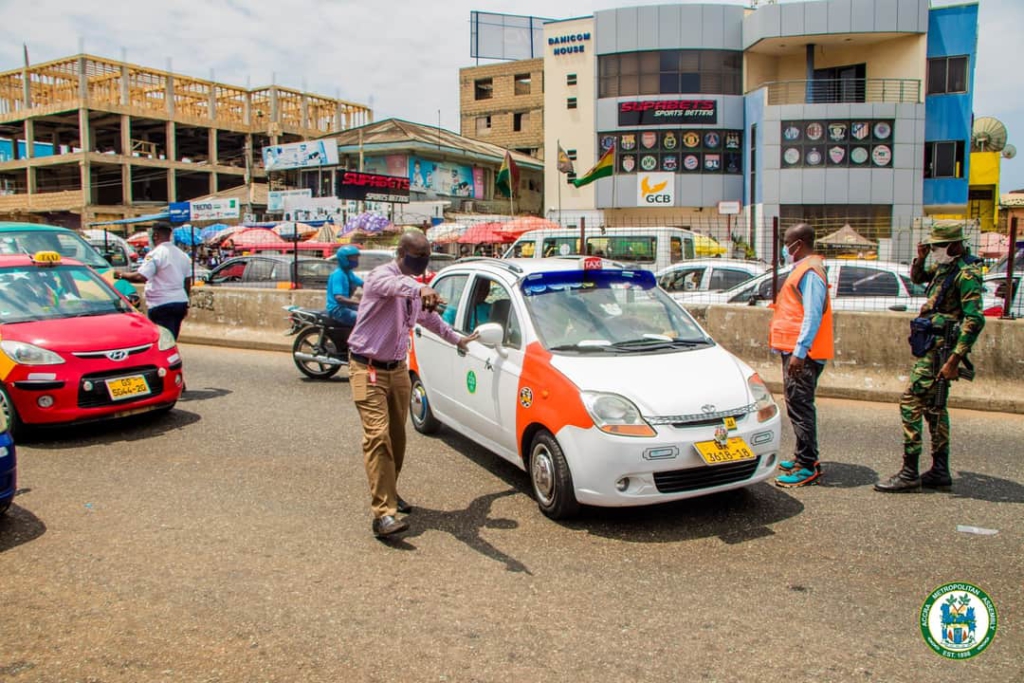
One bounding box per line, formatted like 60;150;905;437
409;374;441;435
0;384;22;439
292;328;341;380
528;430;579;519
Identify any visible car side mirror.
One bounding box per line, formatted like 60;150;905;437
475;322;507;357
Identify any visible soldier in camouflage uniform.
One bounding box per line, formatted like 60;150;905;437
875;222;985;493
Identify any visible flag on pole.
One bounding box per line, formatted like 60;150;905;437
572;144;615;188
556;143;574;174
495;150;520;198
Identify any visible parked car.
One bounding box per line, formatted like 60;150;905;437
200;255;334;289
983;273;1022;318
503;227;699;273
656;259;767;294
0;410;14;516
0;251;184;435
409;256;782;519
674;259;928;313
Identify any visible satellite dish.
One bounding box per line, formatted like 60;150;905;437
1003;144;1017;160
972;117;1008;153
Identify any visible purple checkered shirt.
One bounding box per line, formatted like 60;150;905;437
347;261;461;362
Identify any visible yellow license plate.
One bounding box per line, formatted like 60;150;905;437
105;375;151;401
694;437;756;465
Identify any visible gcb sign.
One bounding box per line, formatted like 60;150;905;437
638;173;674;206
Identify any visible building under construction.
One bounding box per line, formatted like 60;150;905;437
0;53;372;227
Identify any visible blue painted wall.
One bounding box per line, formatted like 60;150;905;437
0;139;54;162
923;3;979;208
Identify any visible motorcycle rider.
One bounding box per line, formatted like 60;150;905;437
327;245;363;326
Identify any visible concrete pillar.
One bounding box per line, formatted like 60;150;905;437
269;86;279;127
27;167;37;194
79;108;92;204
24;119;34;159
120;63;130;106
166;120;177;202
77;56;88;104
208;170;217;195
121;115;131;157
166;59;175;118
301;93;309;131
209;127;218;165
123;164;133;205
335;103;343;132
122;115;133;205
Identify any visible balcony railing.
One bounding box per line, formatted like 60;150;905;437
763;79;921;106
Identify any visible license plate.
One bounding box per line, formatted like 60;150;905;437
105;375;151;401
694;437;756;465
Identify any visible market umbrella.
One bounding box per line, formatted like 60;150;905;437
273;222;318;240
497;216;560;239
818;224;875;248
199;223;230;242
172;226;203;246
457;222;516;245
979;232;1009;258
313;224;338;242
127;231;150;246
694;234;727;257
429;222;469;244
210;225;247;245
224;227;286;249
342;212;392;236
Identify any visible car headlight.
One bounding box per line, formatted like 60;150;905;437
748;373;778;423
0;340;65;366
157;326;177;351
580;391;656;437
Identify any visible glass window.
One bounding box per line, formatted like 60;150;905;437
566;73;577;86
670;237;683;263
926;141;965;179
659;267;704;292
567;97;578;110
433;273;469;330
514;73;531;95
927;56;969;95
837;266;899;297
474;78;493;100
599;50;741;97
585;236;656;264
211;260;246;283
927;59;947;95
0;264;130;323
542;237;578;257
710;268;754;291
901;275;928;297
244;259;276;282
947;56;969;93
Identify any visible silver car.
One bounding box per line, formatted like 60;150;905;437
656;259;768;294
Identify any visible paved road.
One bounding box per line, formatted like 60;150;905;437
1;344;1021;682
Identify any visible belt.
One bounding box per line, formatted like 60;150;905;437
350;353;404;370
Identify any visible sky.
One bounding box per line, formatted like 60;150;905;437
3;0;1022;189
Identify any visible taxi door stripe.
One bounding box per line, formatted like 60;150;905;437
515;341;593;460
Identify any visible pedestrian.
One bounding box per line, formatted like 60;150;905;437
875;222;985;493
347;231;477;538
769;223;833;488
116;222;193;339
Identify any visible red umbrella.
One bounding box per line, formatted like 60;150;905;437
225;227;286;248
498;216;561;239
457;222;516;244
127;231;150;246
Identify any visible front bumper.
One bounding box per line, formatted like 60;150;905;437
554;411;781;507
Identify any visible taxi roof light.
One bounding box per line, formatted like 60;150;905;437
31;250;62;267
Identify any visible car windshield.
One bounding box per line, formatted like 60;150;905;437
0;264;131;324
0;230;109;269
521;270;710;353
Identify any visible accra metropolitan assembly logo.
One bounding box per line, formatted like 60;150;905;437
920;582;998;659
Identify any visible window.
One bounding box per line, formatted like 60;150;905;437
513;112;529;132
585;236;656;263
514;73;532;96
543;237;579;257
211;260;246;283
567;97;578;110
566;73;577;86
567;149;577;160
475;115;492;136
244;259;276;283
433;273;469;330
474;78;493;100
837;266;899;297
901;275;928;297
659;267;704;292
927;56;969;95
925;140;965;178
710;268;754;291
599;49;742;98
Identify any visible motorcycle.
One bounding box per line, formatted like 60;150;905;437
284;306;351;379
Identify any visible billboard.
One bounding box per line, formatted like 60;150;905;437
168;202;191;224
337;171;411;204
282;196;344;222
618;100;718;126
268;188;313;212
470;11;551;61
190;198;240;221
362;155;410;178
409;157;481;199
262;139;339;171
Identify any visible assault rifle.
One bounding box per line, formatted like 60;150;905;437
932;320;975;410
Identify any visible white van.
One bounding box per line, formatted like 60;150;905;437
503;227;697;273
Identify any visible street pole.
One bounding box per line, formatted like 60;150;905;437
1003;216;1018;319
771;216;780;304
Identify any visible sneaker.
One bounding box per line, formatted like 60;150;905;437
778;459;800;473
775;467;822;488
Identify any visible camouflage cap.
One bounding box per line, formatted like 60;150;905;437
922;221;965;244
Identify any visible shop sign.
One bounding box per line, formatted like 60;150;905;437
549;32;591;55
619;100;717;126
638;172;674;206
268;189;313;213
190;198;239;221
168;202;191;224
337;171;410;204
262;139;340;172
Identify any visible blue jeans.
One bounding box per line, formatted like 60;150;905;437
327;307;357;326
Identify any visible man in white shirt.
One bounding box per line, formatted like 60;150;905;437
116;223;193;339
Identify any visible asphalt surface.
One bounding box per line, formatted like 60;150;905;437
1;344;1021;682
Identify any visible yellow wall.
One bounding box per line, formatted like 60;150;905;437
970;151;1000;186
969;151;1001;233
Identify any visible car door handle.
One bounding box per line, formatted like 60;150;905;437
484;358;493;371
457;346;466;357
415;326;422;337
889;305;907;312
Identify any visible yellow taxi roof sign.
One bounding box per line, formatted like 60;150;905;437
31;250;62;266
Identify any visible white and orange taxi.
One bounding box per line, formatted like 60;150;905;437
409;257;782;519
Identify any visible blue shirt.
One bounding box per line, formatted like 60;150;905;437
442;301;491;329
794;268;828;363
326;268;363;317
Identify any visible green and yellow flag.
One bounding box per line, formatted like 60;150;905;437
572;144;615;188
495;150;520;198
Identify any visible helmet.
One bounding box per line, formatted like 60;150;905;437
336;244;360;270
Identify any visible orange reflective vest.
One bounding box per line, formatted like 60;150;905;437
769;256;834;360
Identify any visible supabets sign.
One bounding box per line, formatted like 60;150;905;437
618;100;718;126
638;172;674;206
337;171;411;204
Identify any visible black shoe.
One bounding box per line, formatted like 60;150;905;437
397;496;412;514
874;474;922;493
921;472;953;492
372;514;409;538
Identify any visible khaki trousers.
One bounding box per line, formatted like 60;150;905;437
350;360;411;518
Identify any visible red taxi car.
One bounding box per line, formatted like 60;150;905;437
0;252;184;434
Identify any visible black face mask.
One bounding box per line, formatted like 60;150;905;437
403;254;430;276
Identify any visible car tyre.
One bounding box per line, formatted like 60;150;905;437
292;328;342;380
528;430;579;520
410;374;441;435
0;383;22;440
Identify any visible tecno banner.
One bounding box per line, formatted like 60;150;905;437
637;172;674;206
618;100;718;126
336;171;411;204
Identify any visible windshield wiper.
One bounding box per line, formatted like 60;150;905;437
610;338;711;350
548;343;622;353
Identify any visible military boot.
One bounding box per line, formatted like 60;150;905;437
874;453;922;493
921;450;953;492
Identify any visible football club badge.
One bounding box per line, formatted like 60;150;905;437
850;146;869;165
725;154;740;174
641;154;658;171
783;124;801;142
852;122;870;141
683;154;700;171
828;122;848;141
806;122;824;141
806;147;823;166
725;132;741;150
601;135;616;151
874;121;892;140
621;134;637;151
783;147;801;166
683;131;701;148
621;154;636;173
829;146;846;165
920;582;998;659
704;132;721;148
641;132;658;149
519;387;534;409
663;132;678;150
872;145;892;167
704;154;721;171
662;155;679;172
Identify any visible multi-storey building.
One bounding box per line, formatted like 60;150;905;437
460;58;545;159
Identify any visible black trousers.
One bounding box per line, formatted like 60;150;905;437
782;353;825;469
148;301;188;340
